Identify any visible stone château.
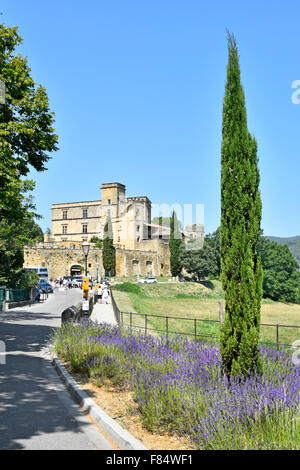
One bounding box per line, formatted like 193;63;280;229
24;182;203;279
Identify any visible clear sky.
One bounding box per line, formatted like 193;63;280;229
1;0;300;237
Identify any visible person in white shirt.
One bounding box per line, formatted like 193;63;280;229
97;285;103;303
102;287;109;304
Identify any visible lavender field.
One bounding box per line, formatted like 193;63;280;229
52;320;300;450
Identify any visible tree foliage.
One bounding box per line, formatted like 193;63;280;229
90;236;103;249
0;23;58;177
258;237;300;304
169;211;184;277
0;22;58;286
102;218;115;276
181;229;220;280
220;33;262;378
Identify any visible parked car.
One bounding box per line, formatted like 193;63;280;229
36;282;53;294
138;277;158;284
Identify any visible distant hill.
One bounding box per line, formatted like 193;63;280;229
266;235;300;266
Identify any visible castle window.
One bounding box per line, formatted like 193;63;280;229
108;199;111;205
62;210;68;220
62;225;67;235
82;208;88;218
82;224;88;234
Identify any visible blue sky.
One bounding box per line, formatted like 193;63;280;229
1;0;300;237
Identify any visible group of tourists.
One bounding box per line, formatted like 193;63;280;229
97;282;110;304
54;277;76;288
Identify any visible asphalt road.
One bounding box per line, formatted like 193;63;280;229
0;289;114;450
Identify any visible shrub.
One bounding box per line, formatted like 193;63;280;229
112;282;142;295
52;320;300;450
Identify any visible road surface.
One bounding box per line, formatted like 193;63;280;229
0;289;115;450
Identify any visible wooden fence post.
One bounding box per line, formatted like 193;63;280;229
219;300;224;327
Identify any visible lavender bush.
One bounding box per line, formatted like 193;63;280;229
52;320;300;450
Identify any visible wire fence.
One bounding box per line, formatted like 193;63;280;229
0;286;32;310
116;310;300;351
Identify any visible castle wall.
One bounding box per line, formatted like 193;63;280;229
24;243;171;279
23;246;104;280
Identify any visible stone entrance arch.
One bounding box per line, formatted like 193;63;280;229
70;264;83;276
146;260;153;275
132;259;140;276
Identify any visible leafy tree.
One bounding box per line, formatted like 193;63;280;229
180;229;220;280
0;21;58;285
220;33;262;378
258;237;300;304
16;270;39;288
169;211;184;277
202;228;221;277
181;243;219;280
0;23;58;178
90;236;103;249
102;218;115;276
0;179;42;286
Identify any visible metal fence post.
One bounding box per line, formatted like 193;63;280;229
145;314;148;336
276;324;279;351
194;318;197;342
166;316;169;341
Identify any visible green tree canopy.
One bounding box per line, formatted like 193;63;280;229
180;229;220;280
0;23;58;177
90;236;103;249
0;21;58;286
258;237;300;304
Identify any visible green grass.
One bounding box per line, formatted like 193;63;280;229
112;281;300;348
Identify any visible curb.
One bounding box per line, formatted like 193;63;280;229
52;356;148;451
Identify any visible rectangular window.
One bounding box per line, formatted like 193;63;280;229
62;225;67;235
108;199;111;205
82;224;88;234
82;208;88;218
62;210;68;220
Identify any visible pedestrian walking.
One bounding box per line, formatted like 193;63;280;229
102;287;109;304
35;287;41;302
97;285;103;303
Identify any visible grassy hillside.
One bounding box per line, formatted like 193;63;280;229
112;281;300;348
267;235;300;266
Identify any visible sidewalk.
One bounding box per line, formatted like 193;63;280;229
90;298;118;325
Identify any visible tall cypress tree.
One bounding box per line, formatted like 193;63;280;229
102;217;115;276
169;211;183;277
220;32;262;378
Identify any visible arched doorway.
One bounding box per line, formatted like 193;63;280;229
132;259;140;276
146;260;153;275
70;264;83;276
